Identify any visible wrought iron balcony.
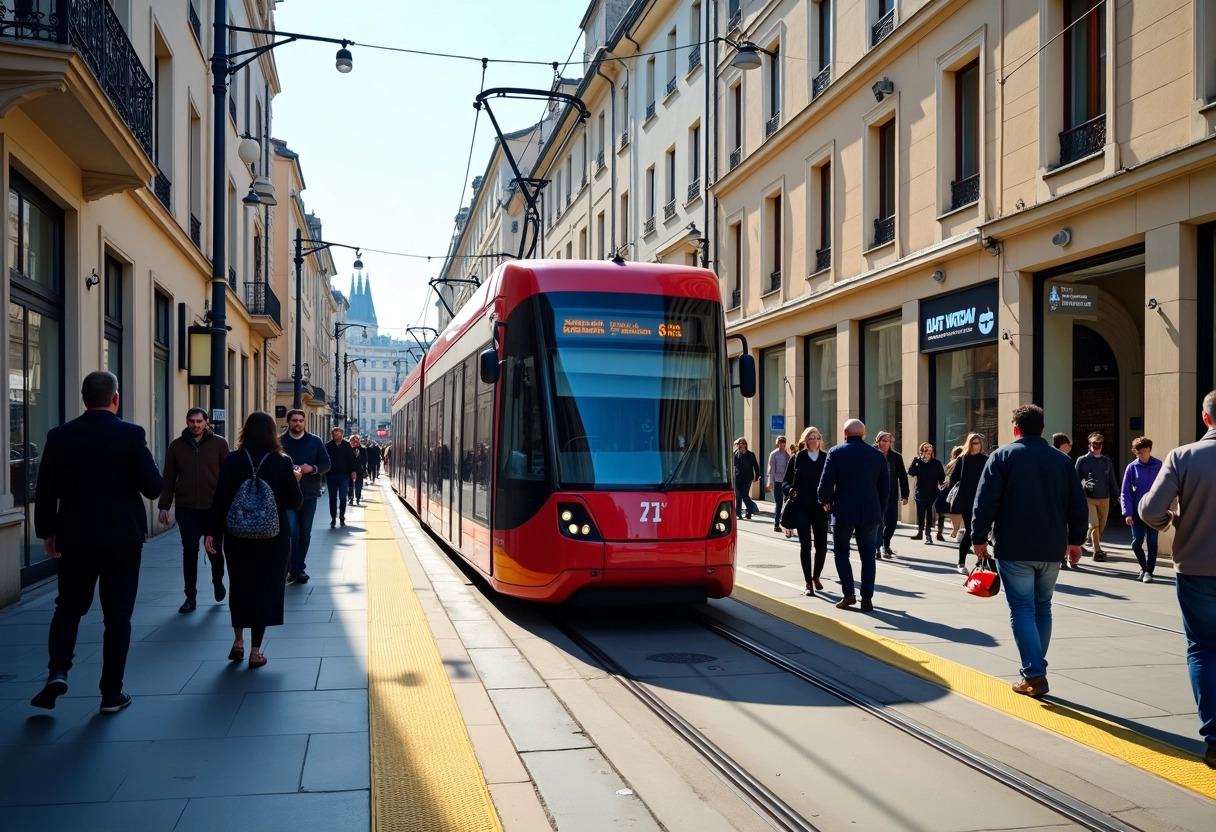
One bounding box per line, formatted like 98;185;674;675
688;45;701;72
596;150;605;171
765;112;781;139
768;270;781;293
728;10;742;32
872;215;895;248
687;179;700;203
245;282;281;327
666;76;677;97
152;168;171;211
950;174;980;211
643;215;656;235
620;130;630;149
0;0;154;158
871;9;895;47
729;147;742;170
188;1;201;44
645;100;656;120
813;65;831;99
664;198;676;220
730;288;741;309
814;247;831;273
1058;114;1106;166
190;213;201;247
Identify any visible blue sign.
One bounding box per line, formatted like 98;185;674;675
770;414;785;432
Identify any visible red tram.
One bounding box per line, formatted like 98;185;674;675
390;259;755;603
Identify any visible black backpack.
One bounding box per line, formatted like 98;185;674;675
225;450;280;539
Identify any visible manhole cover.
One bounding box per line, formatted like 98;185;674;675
646;652;718;664
746;563;785;569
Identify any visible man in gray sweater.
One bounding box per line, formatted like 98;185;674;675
1139;390;1216;769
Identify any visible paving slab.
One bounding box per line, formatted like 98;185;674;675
172;791;370;832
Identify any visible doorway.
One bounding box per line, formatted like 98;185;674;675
1071;325;1119;459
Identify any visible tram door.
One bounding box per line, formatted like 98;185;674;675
446;366;462;548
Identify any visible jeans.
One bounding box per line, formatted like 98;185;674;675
1176;574;1216;745
882;495;899;548
48;546;142;696
327;475;350;520
734;481;758;518
286;497;319;576
833;523;880;600
795;505;829;584
995;559;1060;679
176;506;222;598
353;473;364;503
771;487;785;528
1129;501;1158;575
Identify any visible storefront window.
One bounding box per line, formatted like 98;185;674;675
933;344;998;454
759;346;786;499
805;331;837;445
862;315;902;452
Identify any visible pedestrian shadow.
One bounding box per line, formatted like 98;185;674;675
871;583;926;599
1043;695;1207;756
863;606;999;647
1053;583;1129;600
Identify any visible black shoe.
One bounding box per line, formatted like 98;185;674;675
860;599;874;612
745;512;753;520
910;533;923;541
773;525;781;532
286;573;298;585
340;518;346;527
213;581;226;603
99;692;132;713
936;532;945;541
295;572;310;584
178;598;196;614
925;536;934;545
31;672;68;709
330;518;337;528
1204;742;1216;769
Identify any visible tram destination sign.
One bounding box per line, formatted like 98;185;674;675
918;281;999;353
556;312;700;344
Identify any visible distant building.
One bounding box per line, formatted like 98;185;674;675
342;273;421;440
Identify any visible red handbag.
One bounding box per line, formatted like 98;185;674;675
965;559;1001;597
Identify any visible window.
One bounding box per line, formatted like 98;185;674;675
1204;0;1216;102
359;376;365;390
690;2;702;70
665;148;676;213
620;191;629;249
153;290;171;469
646;57;656;116
666;28;677;93
596;212;605;259
760;345;786;468
189;107;201;237
646;166;656;223
817;0;833;73
689;124;701;198
862;315;902;452
933;345;998;454
953;59;980;208
731;84;742;154
873;0;895;47
1061;0;1106;164
579;227;587;258
596;112;606;164
768;46;781;119
805;332;837;443
103;254;124;405
766;193;782;292
730;222;743;307
816;162;832;270
879;121;895;220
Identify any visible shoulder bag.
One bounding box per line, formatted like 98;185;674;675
778;453;803;531
946;454;964;513
964;558;1001;597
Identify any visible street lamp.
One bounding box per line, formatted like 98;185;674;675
293;229;363;408
333;321;366;426
207;0;353;435
342;352;365;434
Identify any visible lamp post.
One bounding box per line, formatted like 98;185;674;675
343;352;365;434
333;321;366;427
208;0;353;435
293;229;363;408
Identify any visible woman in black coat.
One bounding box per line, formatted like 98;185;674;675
783;426;830;594
350;435;368;505
907;442;946;544
948;433;988;573
875;431;909;557
205;411;303;668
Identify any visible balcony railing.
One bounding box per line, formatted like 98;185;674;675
152;168;171;211
1059;114;1106;166
730;287;741;309
812;65;831;99
950;174;980;211
814;247;831;273
0;0;154;157
229;266;236;283
729;147;742;170
768;270;782;293
666;76;677;96
663;198;676;220
645;100;656;120
190;213;201;247
728;10;741;32
596;150;605;171
245;282;281;326
765;112;781;139
871;9;895;47
643;215;656;235
620;130;630;149
687;179;700;203
872;215;895;248
688;44;701;72
188;1;201;45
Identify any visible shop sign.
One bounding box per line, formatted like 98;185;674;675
1046;283;1096;315
770;414;785;432
919;282;998;353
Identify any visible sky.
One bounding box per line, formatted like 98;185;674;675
270;0;586;336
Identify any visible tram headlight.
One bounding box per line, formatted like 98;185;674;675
718;508;730;521
708;500;735;539
557;501;603;542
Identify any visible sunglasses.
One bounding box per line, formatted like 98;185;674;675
1091;442;1103;448
970;439;982;445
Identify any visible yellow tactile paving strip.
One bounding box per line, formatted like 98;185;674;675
365;497;504;832
732;584;1216;801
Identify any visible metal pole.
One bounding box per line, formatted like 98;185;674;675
209;0;229;436
343;351;349;433
333;323;341;427
293;227;304;409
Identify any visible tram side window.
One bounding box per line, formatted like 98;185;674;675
473;353;493;522
460;358;477;522
499;353;546;480
406;399;419;490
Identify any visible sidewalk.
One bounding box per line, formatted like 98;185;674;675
0;495;371;829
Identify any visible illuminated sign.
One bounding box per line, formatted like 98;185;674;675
557;313;696;343
918;282;999;353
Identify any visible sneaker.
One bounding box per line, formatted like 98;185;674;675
1093;551;1108;563
30;672;68;710
99;692;132;713
925;536;934;545
882;548;894;559
956;564;969;575
295;572;310;584
1142;572;1154;583
286;573;297;585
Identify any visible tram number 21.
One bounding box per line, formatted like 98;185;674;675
639;501;665;522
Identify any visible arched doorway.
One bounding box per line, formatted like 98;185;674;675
1072;324;1119;458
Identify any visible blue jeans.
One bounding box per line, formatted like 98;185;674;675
286;497;319;576
1176;574;1216;745
734;481;758;518
833;523;880;600
327;475;349;520
1129;502;1158;574
995;559;1060;679
771;486;785;528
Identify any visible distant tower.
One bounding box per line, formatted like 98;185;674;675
346;272;379;338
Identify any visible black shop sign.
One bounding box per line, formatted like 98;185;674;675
919;282;998;353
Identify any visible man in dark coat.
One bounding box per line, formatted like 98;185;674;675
31;371;163;713
818;419;888;611
158;407;229;612
368;442;382;482
325;426;356;527
971;404;1088;699
281;409;331;584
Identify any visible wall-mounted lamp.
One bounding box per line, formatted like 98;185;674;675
1147;297;1160;311
85;268;100;290
1001;328;1012;341
872;77;895;102
981;236;1001;256
930;269;945;283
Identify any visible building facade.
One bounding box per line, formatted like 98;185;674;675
341;275;417;442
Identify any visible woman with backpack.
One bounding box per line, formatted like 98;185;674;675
205;411;303;668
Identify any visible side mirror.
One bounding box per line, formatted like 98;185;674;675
738;354;757;398
479;348;500;385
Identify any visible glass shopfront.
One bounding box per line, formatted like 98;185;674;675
804;330;837;445
862;315;902;452
921;282;999;454
759;345;786;502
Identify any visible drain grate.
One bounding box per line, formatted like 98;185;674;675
646;652;717;664
746;563;785;569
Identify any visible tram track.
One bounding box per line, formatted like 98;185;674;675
556;609;1143;832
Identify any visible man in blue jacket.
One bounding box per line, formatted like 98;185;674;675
972;404;1088;699
818;419;888;612
281;410;331;585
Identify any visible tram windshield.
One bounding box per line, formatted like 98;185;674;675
540;293;730;490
